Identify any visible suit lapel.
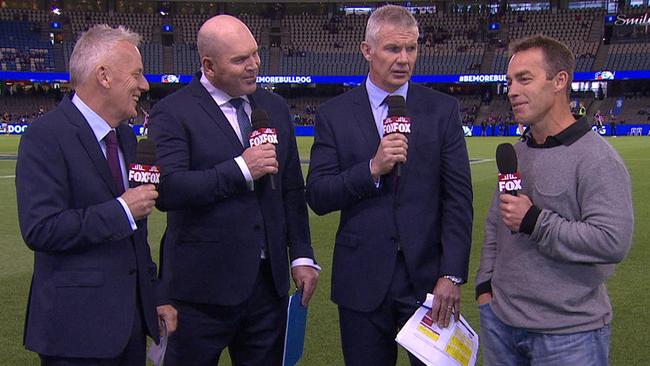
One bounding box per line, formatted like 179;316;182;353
352;85;381;156
61;97;119;196
190;78;244;152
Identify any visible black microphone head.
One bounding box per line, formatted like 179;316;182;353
496;143;518;174
386;95;407;117
136;138;157;165
250;108;271;130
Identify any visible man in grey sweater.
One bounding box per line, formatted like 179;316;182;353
476;35;634;365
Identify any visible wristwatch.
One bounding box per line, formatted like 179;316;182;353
442;275;463;286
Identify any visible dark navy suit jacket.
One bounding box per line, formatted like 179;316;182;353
149;76;314;306
306;83;473;311
15;96;160;358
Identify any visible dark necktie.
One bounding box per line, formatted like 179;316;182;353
104;130;125;195
380;95;393;137
230;98;252;148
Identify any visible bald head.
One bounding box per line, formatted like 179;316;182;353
197;15;260;97
198;15;255;60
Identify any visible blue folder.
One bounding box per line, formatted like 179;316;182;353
283;289;308;366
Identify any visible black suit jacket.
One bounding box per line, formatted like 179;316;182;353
149;76;314;306
306;83;473;311
15;96;160;358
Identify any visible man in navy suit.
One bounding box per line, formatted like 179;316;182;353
15;25;177;365
149;15;319;366
306;5;473;365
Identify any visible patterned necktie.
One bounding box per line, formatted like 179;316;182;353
230;98;252;148
104;130;125;195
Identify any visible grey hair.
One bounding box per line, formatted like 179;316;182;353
365;5;419;44
69;24;141;88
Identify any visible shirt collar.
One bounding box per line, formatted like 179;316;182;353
365;76;408;111
71;93;113;142
199;71;250;107
526;117;591;148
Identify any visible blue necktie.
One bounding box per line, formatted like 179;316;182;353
230;98;251;148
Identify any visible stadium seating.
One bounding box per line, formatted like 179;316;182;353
604;43;650;71
280;11;488;75
2;5;650;126
68;11;159;42
0;20;54;72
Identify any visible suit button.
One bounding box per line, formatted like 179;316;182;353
253;224;262;231
128;269;137;275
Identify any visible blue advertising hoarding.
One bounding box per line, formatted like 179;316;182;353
3;70;650;84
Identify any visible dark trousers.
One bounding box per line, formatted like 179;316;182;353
40;302;146;366
166;260;288;366
338;253;425;366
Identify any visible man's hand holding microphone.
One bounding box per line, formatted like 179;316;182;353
371;95;410;181
243;109;279;188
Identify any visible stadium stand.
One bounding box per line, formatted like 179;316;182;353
0;93;58;123
173;13;271;74
1;4;650;127
68;11;158;42
604;43;650;70
492;8;605;73
0;20;54;72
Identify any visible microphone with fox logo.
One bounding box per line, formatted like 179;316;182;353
248;109;278;190
382;95;411;176
496;143;521;196
128;139;160;187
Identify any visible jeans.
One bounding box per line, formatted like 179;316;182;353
479;302;610;366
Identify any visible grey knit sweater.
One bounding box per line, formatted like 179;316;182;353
476;121;634;334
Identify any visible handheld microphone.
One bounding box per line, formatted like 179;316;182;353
496;143;521;196
128;139;160;187
382;95;411;176
249;109;278;190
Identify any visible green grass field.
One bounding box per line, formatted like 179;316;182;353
1;135;648;365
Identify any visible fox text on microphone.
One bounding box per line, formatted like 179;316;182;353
498;172;522;193
249;127;278;147
383;116;412;135
128;163;160;185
